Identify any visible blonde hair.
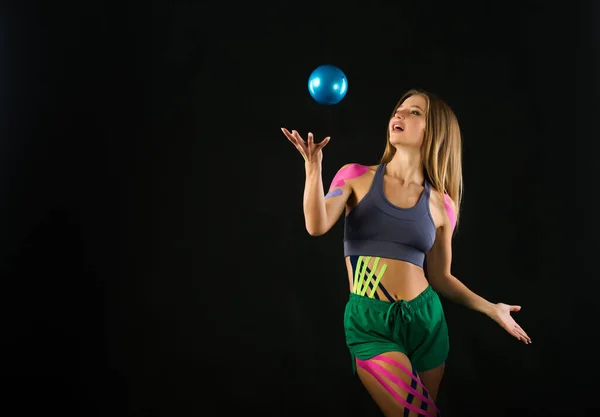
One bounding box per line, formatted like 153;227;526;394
380;89;464;228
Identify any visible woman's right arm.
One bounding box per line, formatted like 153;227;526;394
281;128;354;236
303;161;352;236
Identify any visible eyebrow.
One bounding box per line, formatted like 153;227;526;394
397;105;425;112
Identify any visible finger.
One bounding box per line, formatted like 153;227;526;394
511;329;526;343
292;130;306;144
283;132;297;146
512;325;530;343
282;129;309;158
293;142;307;156
286;132;302;150
316;136;331;150
282;129;302;149
504;322;523;340
514;328;528;342
509;305;522;312
288;129;308;149
281;127;295;140
515;325;532;343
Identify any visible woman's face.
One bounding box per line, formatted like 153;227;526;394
388;94;428;148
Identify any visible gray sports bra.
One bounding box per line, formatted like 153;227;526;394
343;163;437;268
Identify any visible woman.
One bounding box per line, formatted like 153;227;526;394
281;89;531;417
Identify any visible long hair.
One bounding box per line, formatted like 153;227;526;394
380;89;464;228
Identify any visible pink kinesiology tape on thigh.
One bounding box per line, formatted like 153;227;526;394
372;355;440;414
329;163;369;189
356;355;439;417
443;194;456;232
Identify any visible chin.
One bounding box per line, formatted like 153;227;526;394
388;136;405;145
389;137;421;149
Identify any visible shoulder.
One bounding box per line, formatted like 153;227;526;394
329;163;375;189
442;192;457;213
429;187;455;209
429;187;457;230
333;163;375;178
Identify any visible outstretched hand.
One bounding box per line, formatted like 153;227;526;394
490;303;531;344
281;128;330;164
489;303;532;344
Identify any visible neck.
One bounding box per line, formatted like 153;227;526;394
385;147;424;185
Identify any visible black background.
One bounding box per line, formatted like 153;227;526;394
2;1;598;416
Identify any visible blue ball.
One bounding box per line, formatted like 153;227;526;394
308;64;348;105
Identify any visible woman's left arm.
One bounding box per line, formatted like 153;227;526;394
426;196;532;344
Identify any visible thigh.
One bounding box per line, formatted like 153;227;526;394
410;290;449;376
418;362;445;401
356;351;440;417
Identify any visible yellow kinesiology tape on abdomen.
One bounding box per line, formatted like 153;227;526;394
352;255;388;298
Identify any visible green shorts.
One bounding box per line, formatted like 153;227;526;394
343;285;449;374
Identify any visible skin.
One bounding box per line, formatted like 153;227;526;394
282;94;531;411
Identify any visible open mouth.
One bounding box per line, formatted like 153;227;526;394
392;124;404;131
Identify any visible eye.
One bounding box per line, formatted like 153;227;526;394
411;110;420;115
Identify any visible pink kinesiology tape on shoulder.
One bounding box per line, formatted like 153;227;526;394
443;194;456;232
329;164;369;189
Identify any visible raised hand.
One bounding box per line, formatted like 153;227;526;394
281;128;330;164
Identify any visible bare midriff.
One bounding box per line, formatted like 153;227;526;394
345;255;429;302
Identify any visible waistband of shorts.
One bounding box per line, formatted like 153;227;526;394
347;285;436;311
